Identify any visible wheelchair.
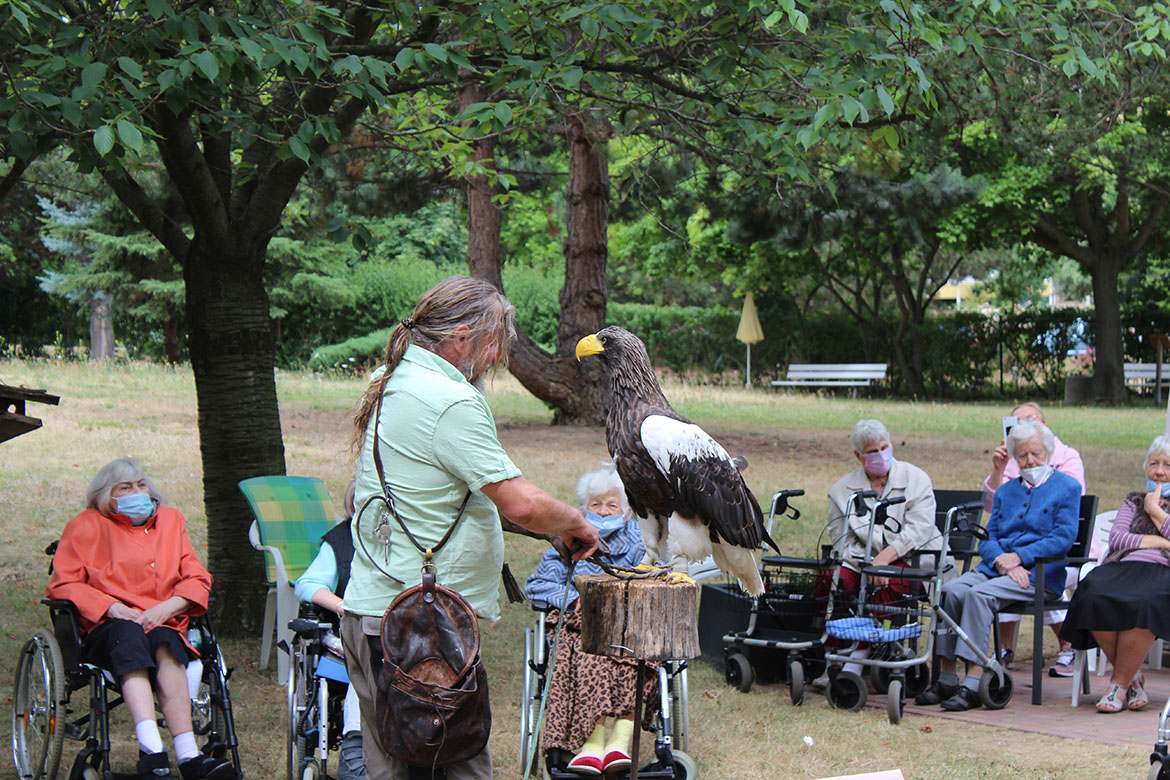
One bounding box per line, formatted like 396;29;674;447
11;596;241;780
519;601;696;780
283;607;354;780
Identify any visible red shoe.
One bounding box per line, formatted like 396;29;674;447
602;749;632;773
566;751;603;775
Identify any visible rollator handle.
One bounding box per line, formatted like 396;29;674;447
848;489;879;516
768;489;806;523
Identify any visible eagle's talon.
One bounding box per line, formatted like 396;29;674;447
631;563;661;573
663;572;697;586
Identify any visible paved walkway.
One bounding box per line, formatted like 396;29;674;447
867;664;1170;748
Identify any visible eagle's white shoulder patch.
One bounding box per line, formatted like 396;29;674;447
640;415;730;478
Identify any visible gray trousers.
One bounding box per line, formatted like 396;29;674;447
936;569;1034;666
340;613;492;780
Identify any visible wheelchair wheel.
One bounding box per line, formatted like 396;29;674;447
787;659;805;705
670;749;698;779
886;679;904;725
12;628;67;780
1148;758;1170;780
724;652;754;693
827;670;867;712
978;667;1013;710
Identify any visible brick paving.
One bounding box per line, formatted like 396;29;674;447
867;665;1170;748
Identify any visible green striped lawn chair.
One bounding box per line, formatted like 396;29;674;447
240;475;338;679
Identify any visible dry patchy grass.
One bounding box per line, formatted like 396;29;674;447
0;359;1162;779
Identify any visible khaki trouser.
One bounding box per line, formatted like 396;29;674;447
340;613;492;780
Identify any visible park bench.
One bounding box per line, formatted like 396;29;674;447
1123;362;1170;396
770;363;888;399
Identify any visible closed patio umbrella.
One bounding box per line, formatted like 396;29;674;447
736;292;764;389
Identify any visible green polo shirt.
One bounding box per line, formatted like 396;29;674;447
345;345;521;621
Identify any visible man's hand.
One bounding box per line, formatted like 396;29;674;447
1006;565;1030;589
561;517;600;561
106;602;141;621
994;552;1022;573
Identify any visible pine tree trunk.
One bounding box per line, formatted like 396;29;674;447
184;239;286;636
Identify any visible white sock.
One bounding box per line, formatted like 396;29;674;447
173;731;199;762
135;720;165;754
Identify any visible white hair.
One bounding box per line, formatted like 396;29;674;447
575;462;628;513
86;457;165;513
1007;419;1054;461
850;419;891;453
1145;436;1170;470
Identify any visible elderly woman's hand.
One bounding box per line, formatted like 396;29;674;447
136;596;193;632
106;602;142;621
1005;566;1030;589
1145;486;1167;524
993;552;1022;574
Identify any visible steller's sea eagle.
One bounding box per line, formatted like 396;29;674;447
575;326;779;596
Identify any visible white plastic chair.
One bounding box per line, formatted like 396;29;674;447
1070;510;1164;706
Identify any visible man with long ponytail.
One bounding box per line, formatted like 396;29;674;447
340;275;599;780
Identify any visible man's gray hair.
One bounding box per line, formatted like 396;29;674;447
850;419;891;453
575;462;628;514
87;457;165;513
1145;436;1170;470
1007;419;1054;461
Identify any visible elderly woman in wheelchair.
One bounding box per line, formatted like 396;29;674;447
39;457;236;780
522;464;695;778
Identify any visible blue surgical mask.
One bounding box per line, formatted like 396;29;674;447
115;492;156;525
1146;479;1170;497
586;511;626;537
863;448;893;477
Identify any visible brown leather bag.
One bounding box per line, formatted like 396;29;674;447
375;571;491;767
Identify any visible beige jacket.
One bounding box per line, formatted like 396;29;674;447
826;459;938;572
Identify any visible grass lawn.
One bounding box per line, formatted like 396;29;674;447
0;358;1164;779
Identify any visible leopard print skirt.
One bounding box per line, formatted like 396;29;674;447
540;609;660;753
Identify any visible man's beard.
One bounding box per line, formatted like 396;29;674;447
457;355;489;394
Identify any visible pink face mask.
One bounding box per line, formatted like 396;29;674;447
863;448;893;476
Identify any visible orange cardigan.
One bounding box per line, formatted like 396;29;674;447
46;506;213;650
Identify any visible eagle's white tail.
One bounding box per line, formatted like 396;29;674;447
711;541;764;597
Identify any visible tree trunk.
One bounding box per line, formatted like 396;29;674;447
490;116;611;425
184;238;286;636
163;304;182;365
1089;255;1127;402
459;81;504;291
89;296;115;361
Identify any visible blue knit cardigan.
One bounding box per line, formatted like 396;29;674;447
977;470;1081;589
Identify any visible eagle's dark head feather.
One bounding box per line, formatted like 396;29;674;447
575;326;669;408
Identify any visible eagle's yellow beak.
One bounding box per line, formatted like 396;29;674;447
574;333;604;361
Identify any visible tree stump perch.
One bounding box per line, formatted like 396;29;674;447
575;573;700;661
